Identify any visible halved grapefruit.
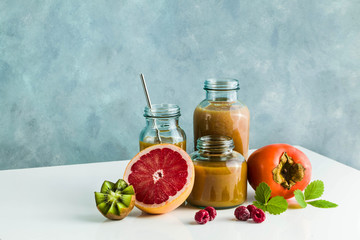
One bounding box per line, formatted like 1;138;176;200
123;144;194;214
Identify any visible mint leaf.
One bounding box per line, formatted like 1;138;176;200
308;200;338;208
266;196;288;215
253;182;287;215
254;182;272;204
294;189;307;208
253;201;267;212
304;180;324;200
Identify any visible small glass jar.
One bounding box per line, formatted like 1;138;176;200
193;78;250;159
139;104;186;151
187;135;247;209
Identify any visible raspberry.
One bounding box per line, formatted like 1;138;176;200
247;204;257;217
234;206;250;221
195;210;210;224
204;206;217;221
252;208;266;223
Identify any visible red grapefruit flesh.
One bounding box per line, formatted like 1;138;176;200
123;144;194;214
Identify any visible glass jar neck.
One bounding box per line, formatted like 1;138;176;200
146;117;179;129
144;103;181;118
205;90;238;102
197;135;234;158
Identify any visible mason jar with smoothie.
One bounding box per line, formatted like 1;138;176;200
187;135;247;208
139;103;186;151
193;79;250;159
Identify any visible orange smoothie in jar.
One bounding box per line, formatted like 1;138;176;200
139;140;186;151
187;160;247;208
194;102;250;159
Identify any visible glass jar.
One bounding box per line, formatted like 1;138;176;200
193;78;250;159
139;104;186;151
187;135;247;208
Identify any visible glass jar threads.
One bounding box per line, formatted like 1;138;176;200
187;135;247;208
193;78;250;159
139;104;186;151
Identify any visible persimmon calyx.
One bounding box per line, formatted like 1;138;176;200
272;152;305;190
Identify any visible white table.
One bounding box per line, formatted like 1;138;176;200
1;146;359;240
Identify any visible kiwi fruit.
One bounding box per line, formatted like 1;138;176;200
95;179;135;220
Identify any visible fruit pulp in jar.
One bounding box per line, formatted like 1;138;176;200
193;102;250;159
139;140;186;151
186;160;247;208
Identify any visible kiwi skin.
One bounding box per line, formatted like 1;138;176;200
95;179;135;220
96;197;135;220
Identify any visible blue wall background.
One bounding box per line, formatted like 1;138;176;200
1;0;359;170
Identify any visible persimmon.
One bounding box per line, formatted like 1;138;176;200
247;144;312;199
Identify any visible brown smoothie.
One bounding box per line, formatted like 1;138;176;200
139;140;186;151
187;160;247;208
193;102;250;159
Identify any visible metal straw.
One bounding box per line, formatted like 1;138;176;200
140;74;162;143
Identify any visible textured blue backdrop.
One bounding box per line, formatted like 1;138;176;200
0;0;359;170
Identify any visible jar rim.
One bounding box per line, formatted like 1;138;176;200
204;78;240;91
144;103;181;118
197;135;234;153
